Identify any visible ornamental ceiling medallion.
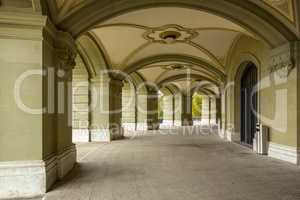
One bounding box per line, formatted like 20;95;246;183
143;24;198;44
264;0;294;22
162;64;192;71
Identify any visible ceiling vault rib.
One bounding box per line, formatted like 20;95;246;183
92;23;150;31
124;54;226;81
157;74;220;87
186;41;224;68
85;31;113;69
121;41;153;67
76;42;97;77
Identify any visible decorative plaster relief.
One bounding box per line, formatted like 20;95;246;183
263;0;294;21
143;24;198;44
162;63;191;71
269;43;295;78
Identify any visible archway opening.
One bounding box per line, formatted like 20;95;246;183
192;92;202;125
240;62;258;146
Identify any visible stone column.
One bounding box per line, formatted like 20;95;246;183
210;97;217;124
216;97;222;125
137;89;148;130
161;95;174;128
220;90;226;138
55;35;77;180
122;82;136;131
174;93;182;126
201;96;210;124
90;75;124;142
109;77;124;140
147;88;159;130
181;94;193;126
72;56;90;142
0;13;76;199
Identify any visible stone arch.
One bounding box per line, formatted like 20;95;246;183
58;0;298;47
124;54;226;82
130;72;150;130
76;34;111;78
232;61;259;144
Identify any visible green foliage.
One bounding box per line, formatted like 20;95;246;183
192;93;202;118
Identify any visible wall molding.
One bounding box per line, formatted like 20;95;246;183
0;146;76;199
268;142;300;165
72;129;90;142
57;145;77;179
90;129;111;142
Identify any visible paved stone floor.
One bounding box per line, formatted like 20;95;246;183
36;132;300;200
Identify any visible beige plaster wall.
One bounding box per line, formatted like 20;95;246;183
225;35;298;147
0;38;53;160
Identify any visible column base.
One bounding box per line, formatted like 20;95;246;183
0;145;76;199
122;123;136;131
91;129;111;142
111;127;124;140
57;145;77;179
72;129;90;142
91;128;124;142
174;120;182;127
137;122;148;131
160;120;174;129
268;142;300;165
201;119;210;124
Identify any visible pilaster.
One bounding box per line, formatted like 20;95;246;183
0;12;76;199
266;41;300;165
181;94;193;126
147;87;159;130
201;96;210;125
90;75;124;141
161;95;174;128
137;89;148;131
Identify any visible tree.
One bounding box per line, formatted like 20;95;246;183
192;93;202;119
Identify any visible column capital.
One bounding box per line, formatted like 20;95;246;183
55;31;77;72
109;77;124;87
269;41;300;78
146;85;158;95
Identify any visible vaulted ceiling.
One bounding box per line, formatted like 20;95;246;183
1;0;299;95
77;6;254;91
70;2;298;94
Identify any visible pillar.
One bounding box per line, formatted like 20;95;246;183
161;95;174;128
174;93;182;126
210;97;217;124
137;88;148;130
109;77;124;139
72;56;90;142
122;82;136;131
216;97;222;125
90;75;124;142
0;14;76;198
201;95;210;124
181;94;193;126
147;88;159;130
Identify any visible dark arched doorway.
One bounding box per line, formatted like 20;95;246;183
240;63;257;146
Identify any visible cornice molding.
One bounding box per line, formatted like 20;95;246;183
0;11;49;40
